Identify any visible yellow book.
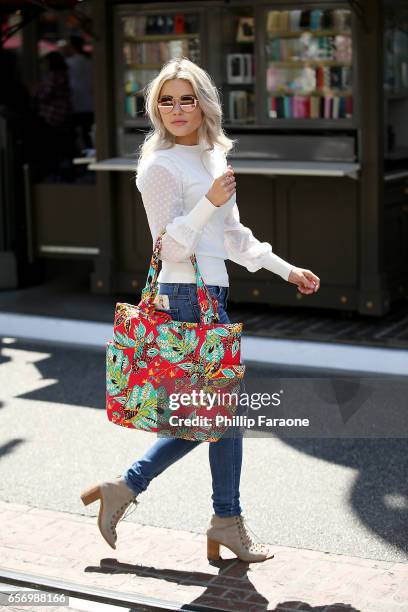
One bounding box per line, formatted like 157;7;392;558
280;11;290;32
310;96;320;118
267;11;281;33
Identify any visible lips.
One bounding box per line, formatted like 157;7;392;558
172;121;187;125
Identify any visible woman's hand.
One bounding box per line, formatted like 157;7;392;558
206;164;236;207
288;267;320;295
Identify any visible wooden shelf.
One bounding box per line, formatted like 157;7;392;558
88;157;360;179
125;63;162;69
263;118;353;128
267;30;352;38
123;118;355;129
125;33;199;42
267;89;353;96
267;60;352;66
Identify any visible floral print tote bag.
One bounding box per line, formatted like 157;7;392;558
106;228;246;442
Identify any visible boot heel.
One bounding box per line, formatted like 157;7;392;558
207;537;221;561
80;486;101;506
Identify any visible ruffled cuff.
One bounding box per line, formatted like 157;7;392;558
261;251;294;281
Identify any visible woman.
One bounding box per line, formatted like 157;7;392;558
81;57;320;563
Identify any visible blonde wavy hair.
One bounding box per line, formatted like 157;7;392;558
135;57;237;172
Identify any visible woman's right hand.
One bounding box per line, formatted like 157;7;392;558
206;165;236;207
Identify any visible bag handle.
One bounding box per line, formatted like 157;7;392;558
140;228;220;325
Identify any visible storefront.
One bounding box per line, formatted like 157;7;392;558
0;1;98;289
86;0;408;316
3;0;408;315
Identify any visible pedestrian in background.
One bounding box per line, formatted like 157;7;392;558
66;35;94;151
32;51;75;180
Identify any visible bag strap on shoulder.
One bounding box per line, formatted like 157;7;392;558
140;228;220;325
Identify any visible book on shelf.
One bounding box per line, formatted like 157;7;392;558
266;65;351;92
299;10;311;29
268;94;352;119
289;10;302;31
323;95;332;119
283;96;291;118
332;96;340;119
124;38;199;65
124;16;146;37
229;91;249;122
125;69;157;94
293;95;310;118
123;14;199;37
125;93;145;118
266;35;352;63
150;14;198;35
266;8;351;34
310;96;320;118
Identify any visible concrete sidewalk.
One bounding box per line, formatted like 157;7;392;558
0;501;407;612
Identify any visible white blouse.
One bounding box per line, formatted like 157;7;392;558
135;140;294;286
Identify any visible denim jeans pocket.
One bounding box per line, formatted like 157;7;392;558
158;283;191;301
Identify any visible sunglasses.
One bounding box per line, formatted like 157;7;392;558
157;95;199;113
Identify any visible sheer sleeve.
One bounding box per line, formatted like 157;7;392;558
136;162;218;262
223;201;294;281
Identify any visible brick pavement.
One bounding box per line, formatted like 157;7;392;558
0;500;407;612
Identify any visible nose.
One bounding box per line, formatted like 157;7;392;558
172;101;184;114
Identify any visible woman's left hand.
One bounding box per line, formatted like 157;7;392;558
288;267;320;294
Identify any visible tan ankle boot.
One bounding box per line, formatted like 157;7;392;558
206;514;274;563
80;476;139;549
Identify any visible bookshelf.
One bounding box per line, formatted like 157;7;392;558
116;10;201;126
265;7;354;123
218;7;256;125
115;4;360;150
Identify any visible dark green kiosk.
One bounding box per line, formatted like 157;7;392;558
89;1;408;316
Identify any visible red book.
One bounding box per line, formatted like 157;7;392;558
270;96;277;118
174;15;185;34
316;66;324;90
304;96;311;118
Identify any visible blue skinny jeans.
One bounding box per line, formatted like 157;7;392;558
123;282;243;517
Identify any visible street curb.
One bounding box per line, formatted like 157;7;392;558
0;567;226;612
